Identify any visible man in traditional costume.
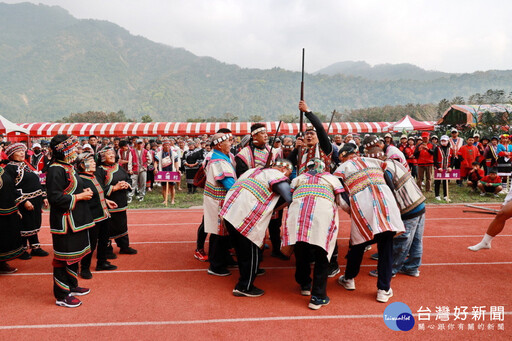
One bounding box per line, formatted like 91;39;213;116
77;153;118;279
282;158;344;310
334;143;405;303
364;136;427;278
220;159;293;297
204;132;236;276
47;135;94;308
96;147;136;257
4;143;49;259
287;100;340;277
236;123;289;259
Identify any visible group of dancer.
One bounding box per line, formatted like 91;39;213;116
0;135;137;308
200;100;428;309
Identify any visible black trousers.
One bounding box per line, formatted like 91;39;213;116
22;234;40;249
80;223;98;270
81;219;110;269
268;215;282;253
434;179;448;197
107;234;130;253
345;231;395;291
294;242;329;299
53;260;79;300
208;233;230;272
196;216;207;250
226;220;260;291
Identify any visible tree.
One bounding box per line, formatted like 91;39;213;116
248;115;264;122
57;110;134;123
450;96;465;105
437;99;451;115
141;114;153;123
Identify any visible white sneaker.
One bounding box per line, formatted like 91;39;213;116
435;196;441;201
480;192;486;196
376;288;393;303
338;275;355;290
444;197;452;203
468;242;491;251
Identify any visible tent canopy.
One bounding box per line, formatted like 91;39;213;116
14;120;437;138
437;104;512;126
384;115;434;132
0;114;29;135
15;121;398;137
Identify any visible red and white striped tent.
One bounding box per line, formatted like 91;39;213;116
13;121;437;138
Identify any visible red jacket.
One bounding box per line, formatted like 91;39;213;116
458;145;480;169
414;143;434;166
131;148;151;173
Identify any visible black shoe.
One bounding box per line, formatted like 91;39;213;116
207;267;231;276
227;257;238;268
270;251;290;260
119;247;138;255
233;286;265;297
256;268;266;276
95;261;118;271
31;247;49;257
19;251;32;260
328;267;341;278
80;269;93;279
106;251;117;259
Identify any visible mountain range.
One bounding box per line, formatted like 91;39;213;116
1;2;512;123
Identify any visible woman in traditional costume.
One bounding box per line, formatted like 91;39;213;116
0;164;24;274
47;135;95;308
4;143;49;259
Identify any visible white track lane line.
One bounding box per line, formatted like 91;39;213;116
0;312;510;330
4;262;512;277
34;234;512;247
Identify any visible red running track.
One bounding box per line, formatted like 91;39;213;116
0;204;511;340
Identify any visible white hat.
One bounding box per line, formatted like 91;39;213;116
83;143;92;150
385;133;392;138
451;128;458;133
32;143;41;149
440;135;449;141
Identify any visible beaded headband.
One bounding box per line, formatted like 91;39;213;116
99;146;115;162
76;152;94;172
54;136;78;163
55;136;78;153
306;158;325;173
5;143;27;158
274;160;293;172
305;124;316;132
212;133;231;146
251;127;266;136
365;151;385;159
363;136;380;148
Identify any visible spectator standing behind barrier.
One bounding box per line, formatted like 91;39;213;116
458;137;480;183
404;137;418;178
414;132;434;192
449;128;464;186
433;135;454;201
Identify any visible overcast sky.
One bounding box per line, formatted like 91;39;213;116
4;0;512;73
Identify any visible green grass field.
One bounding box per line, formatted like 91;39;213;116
126;178;505;209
